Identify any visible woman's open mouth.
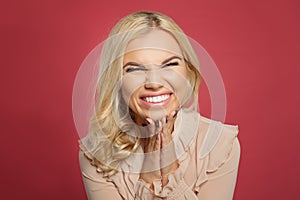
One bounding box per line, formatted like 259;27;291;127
143;94;170;103
140;93;172;107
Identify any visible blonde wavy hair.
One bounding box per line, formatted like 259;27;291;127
84;11;201;177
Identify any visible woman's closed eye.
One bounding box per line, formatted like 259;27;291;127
125;66;146;73
123;61;147;73
125;62;179;72
162;61;179;68
123;58;181;73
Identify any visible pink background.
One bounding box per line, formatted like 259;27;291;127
1;0;299;199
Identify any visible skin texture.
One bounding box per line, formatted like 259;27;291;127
121;29;189;187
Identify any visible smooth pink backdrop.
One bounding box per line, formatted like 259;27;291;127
1;0;299;199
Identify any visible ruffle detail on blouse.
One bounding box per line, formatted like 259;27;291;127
134;179;159;199
194;121;239;192
157;159;198;199
79;139;98;169
134;156;198;199
206;123;239;172
79;139;135;199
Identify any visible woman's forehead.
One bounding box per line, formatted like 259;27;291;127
123;49;181;65
125;29;182;57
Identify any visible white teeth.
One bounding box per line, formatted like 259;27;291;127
157;96;162;102
144;94;170;103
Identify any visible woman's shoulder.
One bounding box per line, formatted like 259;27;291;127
198;114;239;143
195;113;240;172
180;109;239;143
78;140;100;179
178;109;239;158
78;139;111;182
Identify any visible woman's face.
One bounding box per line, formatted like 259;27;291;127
121;29;190;122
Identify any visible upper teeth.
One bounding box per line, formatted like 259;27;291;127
144;95;170;103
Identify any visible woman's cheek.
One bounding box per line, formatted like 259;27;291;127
121;75;145;107
163;69;190;105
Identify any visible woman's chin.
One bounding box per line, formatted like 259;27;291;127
146;107;169;121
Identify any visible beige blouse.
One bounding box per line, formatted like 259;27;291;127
79;109;240;199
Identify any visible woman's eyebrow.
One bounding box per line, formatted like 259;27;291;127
123;62;144;68
161;56;182;65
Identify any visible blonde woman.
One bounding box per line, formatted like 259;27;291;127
78;11;240;199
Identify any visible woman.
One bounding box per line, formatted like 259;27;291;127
78;11;240;199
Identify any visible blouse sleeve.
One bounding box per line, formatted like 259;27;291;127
196;124;241;200
79;150;124;200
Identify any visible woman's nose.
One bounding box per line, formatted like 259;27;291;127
144;69;164;89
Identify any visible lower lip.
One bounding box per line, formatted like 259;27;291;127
140;94;172;108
